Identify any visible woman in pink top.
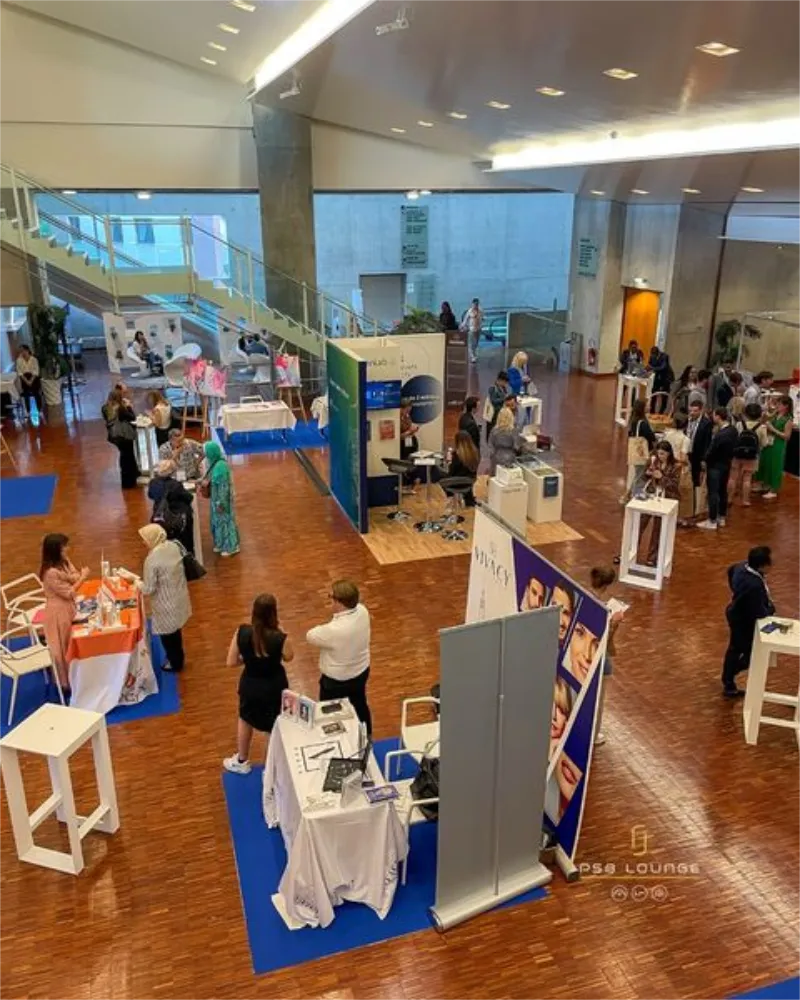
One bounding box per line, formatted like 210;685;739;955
40;533;89;689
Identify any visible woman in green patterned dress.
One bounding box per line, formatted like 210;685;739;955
754;396;794;499
203;441;241;556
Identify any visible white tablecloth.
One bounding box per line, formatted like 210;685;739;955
311;394;329;430
263;712;407;929
219;400;297;435
0;375;20;401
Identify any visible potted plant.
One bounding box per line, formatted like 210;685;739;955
710;318;761;367
27;303;68;411
392;307;441;334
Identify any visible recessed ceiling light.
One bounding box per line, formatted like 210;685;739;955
230;0;256;10
696;41;740;57
590;190;605;196
682;187;701;194
536;87;565;97
417;120;434;128
448;111;468;120
406;190;420;200
604;68;638;80
62;190;77;196
217;22;240;34
136;191;152;200
631;188;649;195
486;100;511;110
420;190;432;196
741;186;764;193
200;56;218;65
390;127;406;134
208;41;227;51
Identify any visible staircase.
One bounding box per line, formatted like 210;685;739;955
0;163;379;360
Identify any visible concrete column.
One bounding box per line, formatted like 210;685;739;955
251;103;317;327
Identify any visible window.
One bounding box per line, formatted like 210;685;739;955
110;217;124;244
135;218;155;244
68;215;81;236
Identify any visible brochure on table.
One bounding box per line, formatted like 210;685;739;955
103;311;183;374
466;506;609;861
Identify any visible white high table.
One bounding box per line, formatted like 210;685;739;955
263;709;407;929
619;495;678;592
133;416;159;476
517;395;542;433
743;617;800;745
615;373;654;427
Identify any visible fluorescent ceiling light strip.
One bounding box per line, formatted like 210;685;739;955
491;116;800;171
252;0;376;95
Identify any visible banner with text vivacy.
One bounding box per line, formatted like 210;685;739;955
466;507;608;860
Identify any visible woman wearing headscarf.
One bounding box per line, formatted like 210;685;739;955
139;524;191;673
148;459;196;554
202;441;241;556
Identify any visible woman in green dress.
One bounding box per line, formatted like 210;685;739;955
203;441;241;556
754;395;794;499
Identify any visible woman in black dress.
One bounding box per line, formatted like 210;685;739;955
223;593;294;774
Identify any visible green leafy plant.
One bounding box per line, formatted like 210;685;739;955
711;318;761;366
27;303;68;379
392;307;441;334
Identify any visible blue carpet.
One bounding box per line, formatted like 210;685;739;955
732;978;800;999
217;420;327;456
223;737;547;975
0;627;180;735
0;474;57;519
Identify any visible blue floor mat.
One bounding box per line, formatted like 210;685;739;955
217;420;327;456
732;977;800;999
0;474;57;519
223;737;547;975
0;629;180;735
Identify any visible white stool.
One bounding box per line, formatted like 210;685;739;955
0;704;120;874
743;618;800;745
619;495;678;592
614;374;653;427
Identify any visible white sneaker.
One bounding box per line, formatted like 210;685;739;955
594;732;607;746
697;519;718;530
762;491;778;500
223;754;251;774
469;353;477;364
718;517;727;527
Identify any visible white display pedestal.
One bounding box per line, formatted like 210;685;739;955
134;417;159;477
517;395;542;434
520;464;563;524
614;374;653;427
619;495;678;592
488;476;529;536
743;618;800;745
0;704;119;875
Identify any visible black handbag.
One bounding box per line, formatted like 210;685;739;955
175;540;206;582
410;756;439;821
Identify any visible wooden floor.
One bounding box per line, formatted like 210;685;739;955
1;351;798;1000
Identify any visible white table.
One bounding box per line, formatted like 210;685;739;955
412;452;444;533
219;400;296;437
519;462;562;524
262;711;407;930
619;495;678;592
0;704;119;874
134;416;159;477
743;617;800;745
517;395;542;433
615;373;654;427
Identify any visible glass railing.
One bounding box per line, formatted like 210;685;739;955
0;162;381;348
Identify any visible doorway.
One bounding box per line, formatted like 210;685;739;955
620;288;661;359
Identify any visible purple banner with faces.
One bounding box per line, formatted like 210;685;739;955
512;542;609;860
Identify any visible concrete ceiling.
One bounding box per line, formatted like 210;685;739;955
9;0;800;206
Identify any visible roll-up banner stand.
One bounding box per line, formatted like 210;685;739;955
465;506;609;868
398;333;445;453
326;340;368;533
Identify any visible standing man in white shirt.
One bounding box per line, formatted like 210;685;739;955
307;580;372;734
15;344;43;417
462;298;484;365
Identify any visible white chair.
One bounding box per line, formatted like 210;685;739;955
1;574;46;629
0;623;65;726
383;747;439;885
399;696;440;761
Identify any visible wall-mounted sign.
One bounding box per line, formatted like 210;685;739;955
401;205;429;268
577;237;599;278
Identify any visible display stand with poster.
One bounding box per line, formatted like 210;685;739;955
465;505;609;872
327;340;369;533
102;312;183;375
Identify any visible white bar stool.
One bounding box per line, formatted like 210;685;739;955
619;495;678;592
743;618;800;745
0;704;120;875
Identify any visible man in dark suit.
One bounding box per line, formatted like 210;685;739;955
698;407;739;530
686;400;712;518
721;547;775;696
